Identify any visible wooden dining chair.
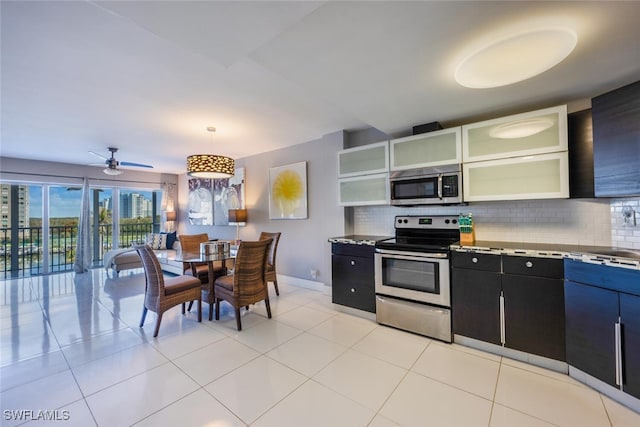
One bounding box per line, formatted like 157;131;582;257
134;244;202;337
259;231;281;296
214;238;273;331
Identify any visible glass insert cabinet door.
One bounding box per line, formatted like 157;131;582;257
337;141;389;178
390;127;462;170
462;105;568;163
338;173;389;206
463;151;569;202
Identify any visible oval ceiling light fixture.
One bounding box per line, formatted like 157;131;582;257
187;127;235;179
455;26;577;89
489;117;555;139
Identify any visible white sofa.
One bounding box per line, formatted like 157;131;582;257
104;241;184;277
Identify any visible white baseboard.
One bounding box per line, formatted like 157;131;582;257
278;274;329;294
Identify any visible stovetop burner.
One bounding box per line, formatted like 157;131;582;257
375;215;460;253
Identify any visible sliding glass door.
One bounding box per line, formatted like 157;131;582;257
0;182;162;278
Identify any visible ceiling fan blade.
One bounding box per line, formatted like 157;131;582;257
88;162;107;167
89;150;108;160
119;161;153;169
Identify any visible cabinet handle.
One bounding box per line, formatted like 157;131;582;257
351;260;356;266
525;261;533;268
350;288;356;293
499;292;506;346
615;320;623;388
472;257;478;263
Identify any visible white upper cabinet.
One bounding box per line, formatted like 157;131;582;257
463;151;569;202
462;105;568;163
390;127;462;170
338;173;390;206
337;141;389;178
337;141;389;206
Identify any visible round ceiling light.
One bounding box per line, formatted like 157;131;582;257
455;27;577;89
489;118;555;139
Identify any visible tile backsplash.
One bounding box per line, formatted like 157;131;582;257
351;198;640;248
611;197;640;249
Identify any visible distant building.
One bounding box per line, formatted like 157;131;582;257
0;184;29;229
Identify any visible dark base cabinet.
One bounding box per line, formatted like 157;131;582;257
331;243;375;313
564;280;617;385
503;274;566;361
451;268;501;345
451;251;566;362
620;293;640;399
565;259;640;400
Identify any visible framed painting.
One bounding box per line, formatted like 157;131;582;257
187;178;213;225
213;168;245;226
269;161;307;219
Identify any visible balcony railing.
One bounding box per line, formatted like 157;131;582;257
0;222;157;278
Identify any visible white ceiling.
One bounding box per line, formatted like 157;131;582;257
2;1;639;175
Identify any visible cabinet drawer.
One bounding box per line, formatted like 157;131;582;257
502;256;564;278
451;251;501;272
331;243;375;258
564;259;640;296
333;282;375;313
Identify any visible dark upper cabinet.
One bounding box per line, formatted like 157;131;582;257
592;80;640;197
568;109;595;198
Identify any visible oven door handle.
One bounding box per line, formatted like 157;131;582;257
375;249;449;259
438;174;443;199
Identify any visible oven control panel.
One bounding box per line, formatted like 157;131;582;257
395;215;459;229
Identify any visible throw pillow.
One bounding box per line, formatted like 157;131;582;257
146;233;167;250
161;231;177;249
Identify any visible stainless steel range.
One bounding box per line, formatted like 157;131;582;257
374;215;460;342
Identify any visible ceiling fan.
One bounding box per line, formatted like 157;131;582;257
89;147;153;175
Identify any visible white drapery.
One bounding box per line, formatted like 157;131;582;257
74;177;92;273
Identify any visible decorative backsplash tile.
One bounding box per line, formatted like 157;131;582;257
611;197;640;249
352;198;626;247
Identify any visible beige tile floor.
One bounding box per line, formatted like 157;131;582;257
1;268;640;426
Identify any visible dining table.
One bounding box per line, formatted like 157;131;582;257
171;247;237;284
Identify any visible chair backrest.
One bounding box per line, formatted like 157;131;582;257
178;233;210;253
134;244;165;304
259;231;281;267
233;239;273;297
177;233;210;271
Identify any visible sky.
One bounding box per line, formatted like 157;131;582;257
28;186;155;218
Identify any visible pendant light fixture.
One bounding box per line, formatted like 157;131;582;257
187;127;235;178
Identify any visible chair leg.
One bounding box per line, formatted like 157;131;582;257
187;300;194;312
197;299;202;322
273;279;279;296
215;299;220;320
153;312;163;337
265;298;272;319
209;301;214;321
235;308;242;331
139;306;148;327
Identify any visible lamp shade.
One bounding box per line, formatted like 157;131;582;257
164;211;177;221
228;209;247;224
187;154;235;178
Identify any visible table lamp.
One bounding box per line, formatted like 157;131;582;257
228;209;247;242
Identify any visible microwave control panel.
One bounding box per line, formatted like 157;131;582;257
442;175;459;197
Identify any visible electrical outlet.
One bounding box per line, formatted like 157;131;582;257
310;269;318;279
622;206;637;226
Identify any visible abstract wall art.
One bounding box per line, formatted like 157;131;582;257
269;161;307;219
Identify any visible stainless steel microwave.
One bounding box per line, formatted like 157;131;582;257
389;165;463;206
